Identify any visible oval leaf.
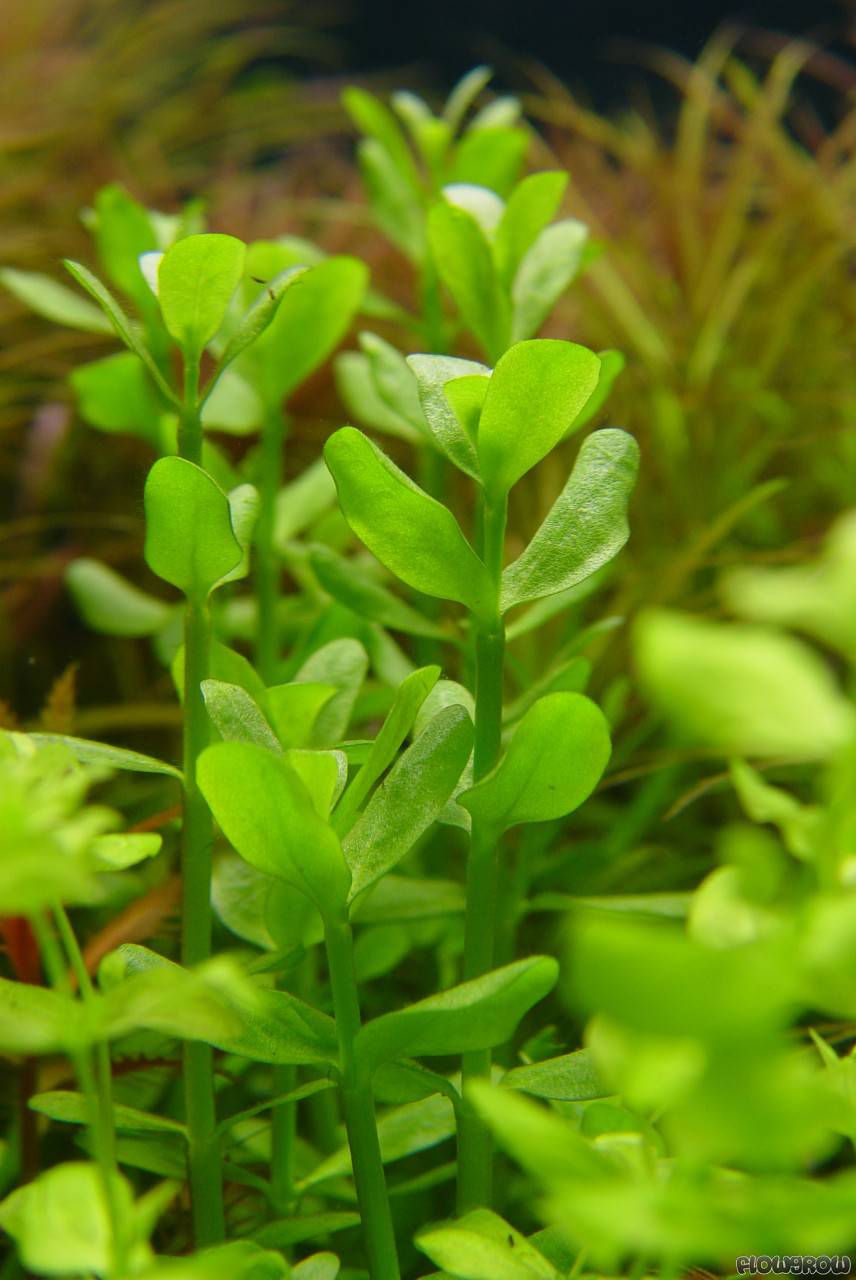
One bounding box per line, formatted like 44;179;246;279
476;340;601;498
634;609;856;759
501;429;639;613
158;233;246;358
355;956;559;1075
325;427;492;615
198;741;351;913
460;692;611;831
144;456;242;598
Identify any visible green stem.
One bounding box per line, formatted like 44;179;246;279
325;914;400;1280
457;495;506;1214
255;403;287;683
33;910;125;1270
270;1062;297;1208
175;357;226;1244
177;358;202;465
181;595;225;1244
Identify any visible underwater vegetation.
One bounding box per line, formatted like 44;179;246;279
3;27;856;1280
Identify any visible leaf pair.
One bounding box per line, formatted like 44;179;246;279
144;458;257;600
428;172;589;360
198;694;474;917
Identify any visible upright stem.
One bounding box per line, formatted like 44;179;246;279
255;403;287;684
457;495;507;1214
32;910;124;1271
325;914;400;1280
176;361;225;1244
181;596;225;1244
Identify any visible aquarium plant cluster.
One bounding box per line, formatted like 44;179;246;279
2;65;856;1280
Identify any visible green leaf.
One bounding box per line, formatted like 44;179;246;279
503;1049;608;1101
443;65;493;132
352;874;465;923
729;758;820;860
334;665;441;833
511;220;589;341
265;682;337;749
93;832;162;870
428;201;509;361
70;353;166;445
310;545;447;639
634;609;856;759
63;259;177;404
494;171;568;287
198;741;351;913
407;353;487;477
460;692;610;831
30;1090;186;1136
444;373;490;444
357;138;425;261
157;233;246;359
292;1256;340;1280
211;265;307;383
111;944;338;1066
501;429;639;612
92;184;159;305
359;331;426;433
200;366;264;435
294;637;369;747
325;427;492;615
133;1242;291;1280
416;1208;560;1280
144;456;242;598
0;977;82;1055
274;457;338;546
564;349;625;436
202;680;281;753
442;182;506;236
343;705;474;902
0;1163;133;1276
355;956;558;1074
254;257;368;406
476;340;601;498
335;350;422;443
66;558;172;637
27;734;181;780
449;127;528;199
0;266;113;333
218;484;260;588
342;87;420;192
300;1094;455;1187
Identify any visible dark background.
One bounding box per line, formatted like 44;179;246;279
342;0;854;103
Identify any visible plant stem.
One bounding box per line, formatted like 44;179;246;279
32;910;124;1270
270;1061;297;1208
175;355;226;1244
457;494;507;1214
325;913;400;1280
255;403;287;683
181;595;225;1244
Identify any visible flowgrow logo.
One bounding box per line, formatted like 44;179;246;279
736;1259;852;1276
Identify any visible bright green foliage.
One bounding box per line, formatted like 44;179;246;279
250;256;368;406
0;266;113;333
144;457;252;598
355;957;558;1074
634;608;856;758
157;233;246;359
427;201;511;362
461;693;611;831
416;1208;559;1280
502;1049;607;1102
0;1163;144;1276
476;340;600;497
324;427;493;613
91;183;160;307
70;353;168;445
407;353;487;476
310;545;448;639
494;172;568;285
66;558;172;638
197;742;351;914
343;704;474;901
501;428;639;611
